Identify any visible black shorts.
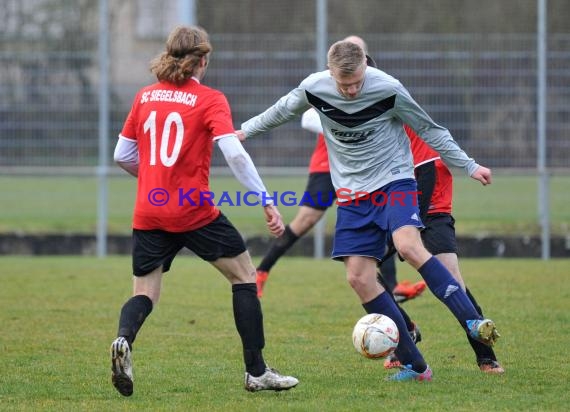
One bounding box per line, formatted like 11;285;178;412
299;172;336;210
131;213;247;276
420;213;458;255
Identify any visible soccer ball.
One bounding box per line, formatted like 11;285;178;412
352;313;399;359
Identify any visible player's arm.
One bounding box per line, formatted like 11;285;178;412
113;136;139;177
393;83;487;182
240;87;309;139
216;133;284;237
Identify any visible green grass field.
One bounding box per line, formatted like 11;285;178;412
0;173;569;237
1;256;569;411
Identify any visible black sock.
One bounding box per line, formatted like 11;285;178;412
397;303;415;333
257;225;299;272
466;288;483;315
232;283;266;376
465;288;497;361
378;255;397;292
117;294;153;348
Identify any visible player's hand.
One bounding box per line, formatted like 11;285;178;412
235;130;246;142
471;166;492;185
263;204;285;237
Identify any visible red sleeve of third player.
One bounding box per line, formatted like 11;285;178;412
308;134;330;173
404;124;440;167
405;124;452;214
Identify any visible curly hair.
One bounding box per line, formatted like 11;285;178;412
150;26;212;86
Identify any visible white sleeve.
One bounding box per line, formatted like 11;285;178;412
301;108;323;134
114;135;139;163
113;135;139;176
215;134;272;205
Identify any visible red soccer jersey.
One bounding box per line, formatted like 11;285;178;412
119;79;235;231
308;134;330;173
404;125;453;214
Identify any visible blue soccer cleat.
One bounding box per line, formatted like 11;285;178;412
387;364;432;382
466;319;500;347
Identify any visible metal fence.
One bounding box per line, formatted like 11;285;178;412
0;0;569;171
210;32;570;170
0;0;568;259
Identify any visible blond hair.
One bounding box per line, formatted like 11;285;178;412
343;35;369;54
150;26;212;85
327;40;366;76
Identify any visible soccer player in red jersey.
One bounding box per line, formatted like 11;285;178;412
109;26;298;397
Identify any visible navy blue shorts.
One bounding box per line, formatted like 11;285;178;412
332;179;423;261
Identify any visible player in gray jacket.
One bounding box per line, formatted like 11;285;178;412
237;40;499;382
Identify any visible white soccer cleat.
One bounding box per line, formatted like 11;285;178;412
244;367;299;392
110;337;134;396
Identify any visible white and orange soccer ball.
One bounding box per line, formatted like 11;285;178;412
352;313;399;359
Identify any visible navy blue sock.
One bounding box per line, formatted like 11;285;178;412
419;257;482;326
362;292;426;372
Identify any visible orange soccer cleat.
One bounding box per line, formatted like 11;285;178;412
256;270;269;298
392;280;427;303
